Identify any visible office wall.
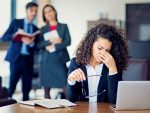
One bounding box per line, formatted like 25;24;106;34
0;0;11;37
51;0;150;58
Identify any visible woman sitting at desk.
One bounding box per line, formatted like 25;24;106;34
67;23;129;103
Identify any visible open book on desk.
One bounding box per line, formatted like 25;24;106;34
13;29;41;42
19;99;77;109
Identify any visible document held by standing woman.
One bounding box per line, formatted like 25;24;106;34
43;30;59;41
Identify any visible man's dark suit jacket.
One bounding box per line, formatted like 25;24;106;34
1;19;39;63
67;58;122;104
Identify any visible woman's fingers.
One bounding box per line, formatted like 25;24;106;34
99;50;117;71
68;68;86;82
78;69;86;80
99;53;108;64
100;51;110;60
68;71;78;81
99;54;107;61
102;50;113;59
68;74;76;81
99;50;113;64
99;56;106;64
75;69;86;81
74;71;80;82
52;37;62;44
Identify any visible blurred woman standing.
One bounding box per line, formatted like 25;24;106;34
38;4;71;99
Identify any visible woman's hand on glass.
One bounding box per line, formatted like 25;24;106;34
98;50;118;75
68;68;86;82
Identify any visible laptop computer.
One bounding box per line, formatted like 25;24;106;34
111;81;150;110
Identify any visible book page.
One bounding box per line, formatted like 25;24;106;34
36;99;77;109
14;29;31;37
32;30;41;36
19;100;41;106
20;99;77;109
13;29;40;42
57;99;77;107
14;29;40;38
36;100;60;108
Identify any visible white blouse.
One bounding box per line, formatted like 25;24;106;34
68;64;103;102
86;64;103;102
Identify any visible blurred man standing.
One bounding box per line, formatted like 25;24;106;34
1;2;39;101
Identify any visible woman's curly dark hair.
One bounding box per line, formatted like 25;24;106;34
75;23;129;72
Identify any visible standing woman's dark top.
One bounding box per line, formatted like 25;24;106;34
38;4;71;99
